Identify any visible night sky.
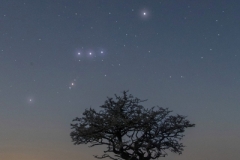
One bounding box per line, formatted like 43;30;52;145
1;0;240;160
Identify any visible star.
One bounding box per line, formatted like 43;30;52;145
28;97;34;104
140;8;150;19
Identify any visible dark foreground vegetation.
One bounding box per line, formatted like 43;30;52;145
70;91;195;160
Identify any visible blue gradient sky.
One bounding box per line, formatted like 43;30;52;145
1;0;240;159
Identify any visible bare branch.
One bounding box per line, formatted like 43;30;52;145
70;90;195;160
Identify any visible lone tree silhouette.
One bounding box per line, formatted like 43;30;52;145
70;91;195;160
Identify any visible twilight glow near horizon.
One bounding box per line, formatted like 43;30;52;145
1;0;240;160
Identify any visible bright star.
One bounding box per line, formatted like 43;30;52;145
139;8;151;19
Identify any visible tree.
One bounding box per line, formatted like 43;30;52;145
70;91;195;160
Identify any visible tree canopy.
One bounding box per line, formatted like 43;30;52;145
70;91;195;160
